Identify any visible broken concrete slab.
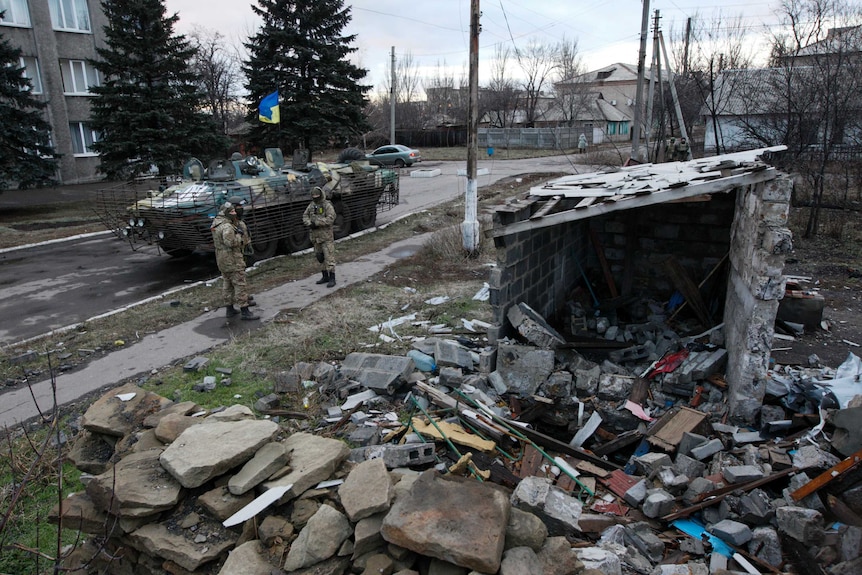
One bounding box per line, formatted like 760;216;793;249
341;352;415;394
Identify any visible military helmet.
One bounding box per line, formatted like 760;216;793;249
311;186;324;198
227;195;247;206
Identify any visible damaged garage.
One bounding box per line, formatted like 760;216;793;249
487;146;791;425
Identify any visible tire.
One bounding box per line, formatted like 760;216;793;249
337;147;365;163
394;159;405;168
250;237;277;262
352;206;376;232
279;226;311;253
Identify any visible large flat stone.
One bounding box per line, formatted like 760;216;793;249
86;448;182;519
381;470;509;573
159;419;279;488
263;432;350;504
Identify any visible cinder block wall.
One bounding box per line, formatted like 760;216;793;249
489;174;792;425
489;200;587;342
589;194;737;300
723;176;793;423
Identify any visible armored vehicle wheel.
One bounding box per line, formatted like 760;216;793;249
279;228;311;253
352;206;376;232
251;237;278;261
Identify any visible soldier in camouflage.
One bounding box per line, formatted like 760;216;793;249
211;200;259;320
302;186;337;288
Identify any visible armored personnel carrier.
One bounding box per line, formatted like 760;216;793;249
95;149;399;261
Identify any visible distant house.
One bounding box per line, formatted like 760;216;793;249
555;63;647;144
702;26;862;154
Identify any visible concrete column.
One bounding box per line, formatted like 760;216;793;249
723;175;793;424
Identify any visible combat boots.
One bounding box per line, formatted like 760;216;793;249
327;271;336;288
316;271;330;284
240;306;259;320
226;305;239;317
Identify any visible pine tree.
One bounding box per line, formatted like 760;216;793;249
0;32;57;191
243;0;371;158
90;0;228;179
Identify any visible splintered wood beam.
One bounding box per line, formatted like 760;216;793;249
530;196;562;219
790;447;862;501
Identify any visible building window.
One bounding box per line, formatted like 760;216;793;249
69;122;99;155
619;121;630;136
19;56;42;93
0;0;31;26
60;59;99;94
48;0;90;32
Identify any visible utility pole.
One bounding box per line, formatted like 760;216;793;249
630;0;651;163
645;10;661;162
462;0;480;253
659;30;689;157
390;47;396;145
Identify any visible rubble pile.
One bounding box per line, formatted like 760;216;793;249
54;302;862;575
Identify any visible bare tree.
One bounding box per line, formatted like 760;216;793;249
188;27;244;137
515;38;560;127
762;0;862;237
551;36;590;127
374;50;425;132
670;11;755;153
482;44;519;128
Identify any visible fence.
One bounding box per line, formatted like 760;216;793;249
390;127;583;150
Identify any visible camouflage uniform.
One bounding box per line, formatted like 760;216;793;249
674;138;690;161
302;188;337;287
211;204;251;308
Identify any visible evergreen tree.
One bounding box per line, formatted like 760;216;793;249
243;0;371;158
0;30;57;191
90;0;228;179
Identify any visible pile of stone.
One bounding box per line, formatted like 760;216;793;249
53;299;862;574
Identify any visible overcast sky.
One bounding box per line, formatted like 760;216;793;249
164;0;778;94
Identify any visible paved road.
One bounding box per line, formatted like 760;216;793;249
0;156;583;346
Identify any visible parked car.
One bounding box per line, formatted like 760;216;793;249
366;144;422;168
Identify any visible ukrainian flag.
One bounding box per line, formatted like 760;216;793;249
258;90;280;124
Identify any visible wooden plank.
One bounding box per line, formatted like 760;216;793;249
530;196;562;219
646;406;709;452
518;443;544;479
790;447;862;501
663;256;713;328
589;228;618;298
593;429;645;457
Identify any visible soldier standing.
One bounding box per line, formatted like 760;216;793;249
674;137;691;161
665;137;676;162
303;186;337;288
211;200;259;320
578;133;587;154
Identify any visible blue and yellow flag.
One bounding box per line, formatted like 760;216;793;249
258;90;280;124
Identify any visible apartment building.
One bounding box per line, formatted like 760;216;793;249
2;0;107;184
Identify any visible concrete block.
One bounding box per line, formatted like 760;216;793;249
633;452;672;476
496;344;555;396
360;443;436;469
710;519;752;545
690;438;724;460
678;432;707;457
341;352;415;394
642;489;674;518
683;477;716;506
623;479;648;507
722;465;764;484
674;453;706;479
507;302;566;349
776;506;824;543
749;526;783;566
434;340;473;370
478;348;497;373
597;373;634;401
410;168;441;178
